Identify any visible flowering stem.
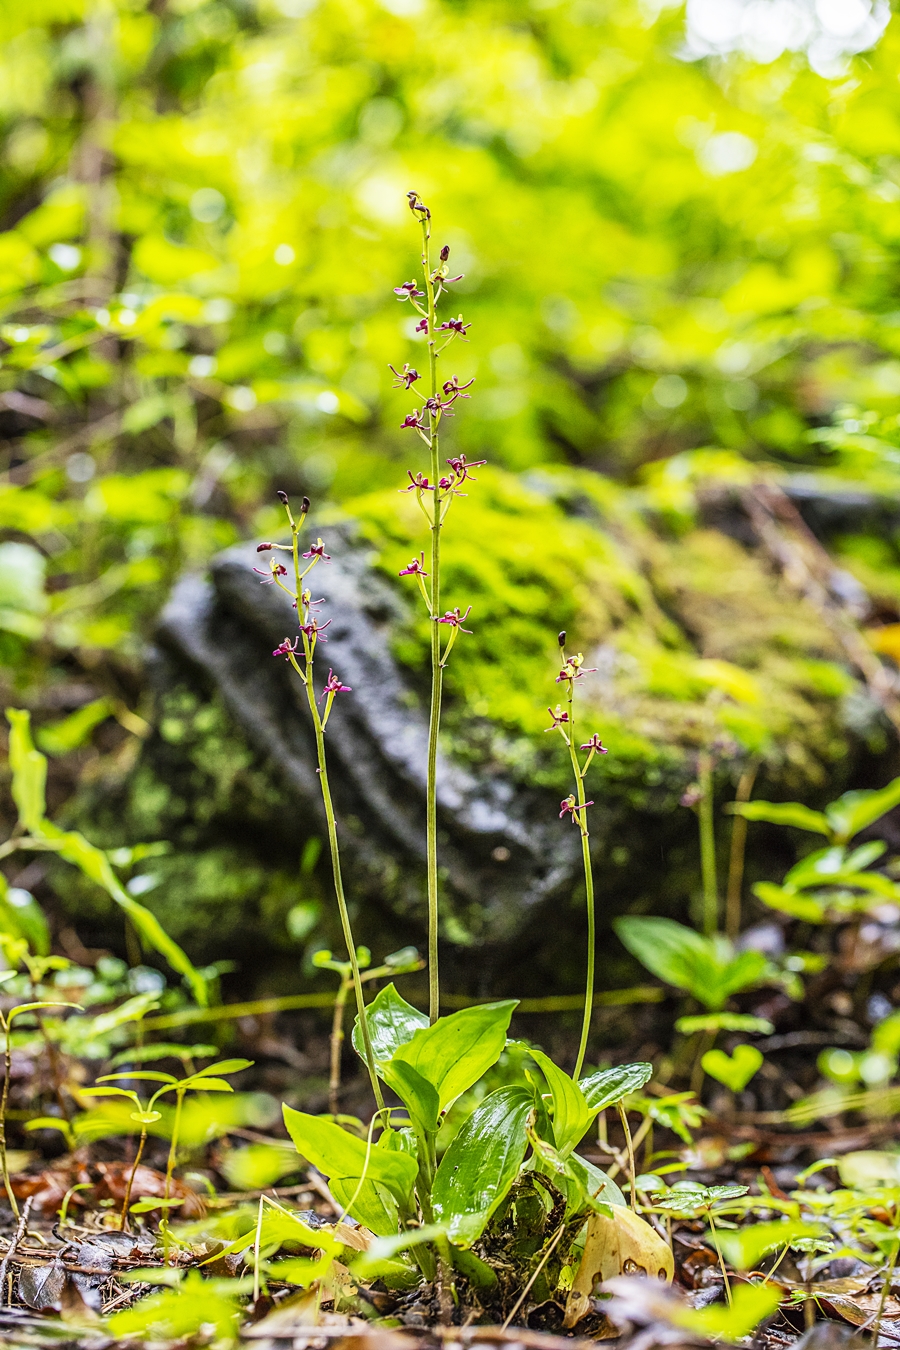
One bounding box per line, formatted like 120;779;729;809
421;213;443;1026
563;678;595;1082
276;501;384;1113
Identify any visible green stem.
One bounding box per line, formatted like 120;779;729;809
707;1208;732;1307
304;670;384;1113
0;1017;19;1219
120;1125;147;1231
698;751;718;937
164;1089;184;1202
421;215;442;1026
329;972;351;1118
565;682;595;1081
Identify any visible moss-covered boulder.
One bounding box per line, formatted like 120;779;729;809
69;466;891;992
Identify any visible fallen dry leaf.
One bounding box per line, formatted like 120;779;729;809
564;1206;674;1327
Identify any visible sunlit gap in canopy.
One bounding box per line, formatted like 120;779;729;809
675;0;891;76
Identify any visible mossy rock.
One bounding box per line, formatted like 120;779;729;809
65;467;889;992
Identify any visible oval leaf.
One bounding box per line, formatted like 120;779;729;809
392;1001;518;1110
432;1086;532;1246
579;1063;653;1112
351;983;428;1065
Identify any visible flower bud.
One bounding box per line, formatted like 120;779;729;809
301;496;311;513
277;489;289;504
257;542;274;552
440;245;450;261
558;631;566;648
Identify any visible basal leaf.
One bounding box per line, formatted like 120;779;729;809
380;1060;441;1135
525;1046;592;1156
579;1063;653;1113
432;1086;532;1246
330;1177;401;1236
392;1001;517;1110
282;1106;416;1208
351;983;428;1065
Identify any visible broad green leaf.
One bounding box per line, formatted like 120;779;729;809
354;1223;448;1275
329;1177;401;1236
99;1070;178;1084
701;1044;763;1093
716;1220;826;1270
380;1060;440;1136
614;917;769;1010
579;1063;653;1112
351;983;428;1065
753;882;826;923
826;776;900;843
566;1152;626;1211
728;800;830;837
0;877;50;956
392;1001;518;1110
191;1058;253;1077
50;827;208;1006
432;1086;532;1246
674;1282;782;1342
6;708;48;833
525;1046;591;1156
281;1105;416;1207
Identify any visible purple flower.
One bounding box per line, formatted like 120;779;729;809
545;705;570;731
415;318;428;334
320;669;352;700
257;542;274;552
556;654;596;683
399;553;429;577
300;618;331;641
401;410;425;430
389;363;421;390
435;606;472;633
394;281;424;301
442;375;475;402
446;453;486;484
401;470;433;493
560;795;593;821
681;785;702;809
254;563;287;583
438;316;471;339
580;734;608;754
273;636;299;659
302;538;331;561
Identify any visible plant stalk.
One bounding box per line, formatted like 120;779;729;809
164;1088;184;1201
564;671;595;1081
329;972;351;1117
698;751;718;936
0;1017;19;1219
725;758;759;942
120;1125;148;1231
421;213;443;1025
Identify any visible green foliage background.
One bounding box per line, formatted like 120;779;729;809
5;0;900;970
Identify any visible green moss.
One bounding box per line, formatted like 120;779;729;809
342;466;861;795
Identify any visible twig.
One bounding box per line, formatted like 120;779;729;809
0;1196;33;1305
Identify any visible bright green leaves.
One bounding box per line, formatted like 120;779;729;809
4;709;208;1005
579;1063;653;1113
614;916;773;1011
351;984;427;1064
731;774;900;846
353;986;517;1114
390;1001;518;1112
7;707;47;835
282;1107;417;1235
432;1087;533;1246
701;1044;763;1093
524;1047;592;1156
379;1062;441;1137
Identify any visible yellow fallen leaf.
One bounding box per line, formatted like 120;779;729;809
564;1207;674;1327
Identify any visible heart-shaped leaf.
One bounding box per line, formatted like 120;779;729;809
701;1044;763;1093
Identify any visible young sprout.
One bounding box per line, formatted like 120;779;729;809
0;989;81;1218
82;1057;251;1228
